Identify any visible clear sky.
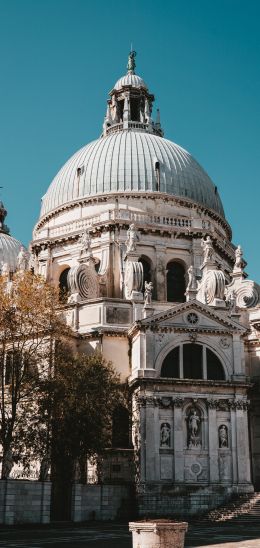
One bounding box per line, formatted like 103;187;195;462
0;0;259;280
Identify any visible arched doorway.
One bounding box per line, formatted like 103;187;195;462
166;261;186;302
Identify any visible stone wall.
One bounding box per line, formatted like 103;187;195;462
71;484;134;521
137;484;253;518
0;480;51;524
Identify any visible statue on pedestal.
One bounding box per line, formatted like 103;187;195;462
201;236;213;262
144;281;153;305
17;247;29;271
160;423;171;447
125;223;139;253
219;425;228;448
234;245;243;271
186;265;197;291
188;409;201;449
78;229;91;255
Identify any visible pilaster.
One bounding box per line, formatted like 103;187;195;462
173;398;184;482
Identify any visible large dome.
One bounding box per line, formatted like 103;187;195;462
40;132;225;219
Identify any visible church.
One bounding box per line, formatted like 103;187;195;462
1;51;260;517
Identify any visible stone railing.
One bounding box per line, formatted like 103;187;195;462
35;208;198;240
34;208;233;260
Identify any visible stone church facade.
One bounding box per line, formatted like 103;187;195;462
1;51;260;516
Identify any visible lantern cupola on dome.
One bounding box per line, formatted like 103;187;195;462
103;51;163;138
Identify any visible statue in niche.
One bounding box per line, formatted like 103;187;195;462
78;228;91;255
234;245;243;271
160;423;171;448
219;425;228;448
144;281;153;305
201;235;213;262
186;265;197;291
2;448;13;479
188;409;201;449
17;247;29;271
125;223;139;253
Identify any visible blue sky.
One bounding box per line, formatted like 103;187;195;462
0;0;259;280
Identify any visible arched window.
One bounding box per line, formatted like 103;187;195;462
112;405;130;448
59;267;70;299
138;257;152;293
161;347;179;378
206;348;225;380
167;261;186;303
161;344;225;381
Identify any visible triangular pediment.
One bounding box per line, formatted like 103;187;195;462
135;300;247;335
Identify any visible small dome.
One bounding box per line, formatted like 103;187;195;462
0;232;24;272
113;73;147;91
40;132;225;218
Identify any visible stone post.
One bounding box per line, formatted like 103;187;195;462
129;520;188;548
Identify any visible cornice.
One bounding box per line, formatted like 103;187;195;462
34;191;232;238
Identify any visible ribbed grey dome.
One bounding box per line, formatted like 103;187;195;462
113;73;147;90
40;132;225;218
0;232;23;272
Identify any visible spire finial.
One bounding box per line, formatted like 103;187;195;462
127;50;136;74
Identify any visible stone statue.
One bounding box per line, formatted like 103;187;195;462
2;448;13;479
125;223;139;253
78;229;91;255
234;245;243;271
186;265;197;291
219;425;228;448
188;409;201;448
144;281;153;305
160;423;171;447
39;451;51;481
17;247;29;271
127;50;136;72
201;236;213;262
227;289;237;312
189;410;200;437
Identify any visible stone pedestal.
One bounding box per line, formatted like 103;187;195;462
129;520;188;548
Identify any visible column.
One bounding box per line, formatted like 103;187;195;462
145;397;158;481
230;402;238;484
173;398;184;483
235;401;252;485
207;399;219;483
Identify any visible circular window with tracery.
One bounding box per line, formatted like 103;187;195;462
186;312;199;325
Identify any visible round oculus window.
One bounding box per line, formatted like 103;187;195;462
186;312;199;325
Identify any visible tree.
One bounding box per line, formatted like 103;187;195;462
42;349;122;484
0;270;69;479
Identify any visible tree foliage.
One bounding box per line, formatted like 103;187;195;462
0;270;123;482
0;270;69;478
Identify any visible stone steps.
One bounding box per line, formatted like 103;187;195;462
201;493;260;523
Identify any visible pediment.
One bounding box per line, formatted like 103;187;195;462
136;300;247;335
